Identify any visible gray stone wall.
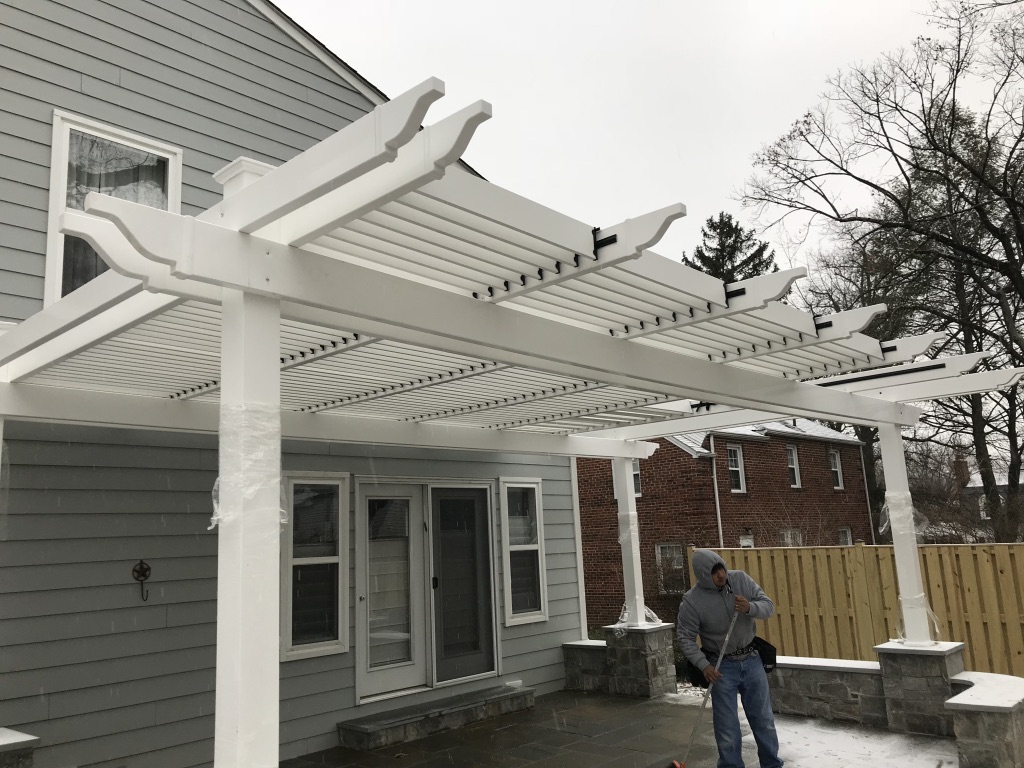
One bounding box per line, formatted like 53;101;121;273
953;707;1024;768
563;642;608;693
769;662;887;728
876;643;964;737
563;623;676;699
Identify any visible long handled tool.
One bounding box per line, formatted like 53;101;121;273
671;605;740;768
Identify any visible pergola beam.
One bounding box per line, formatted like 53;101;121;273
200;78;445;234
257;100;492;248
69;196;921;428
0;381;655;459
611;267;807;339
581;356;1020;440
483;205;687;303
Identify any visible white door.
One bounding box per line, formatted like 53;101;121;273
356;483;429;699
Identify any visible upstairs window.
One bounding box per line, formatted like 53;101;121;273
829;449;845;489
726;445;746;493
786;445;801;488
632;458;642;496
46;111;182;304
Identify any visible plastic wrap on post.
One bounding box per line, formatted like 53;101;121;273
209;403;282;530
617;512;639;546
611;602;661;638
895;593;942;641
878;492;929;538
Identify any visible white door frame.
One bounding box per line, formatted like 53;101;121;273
426;481;500;688
354;479;430;702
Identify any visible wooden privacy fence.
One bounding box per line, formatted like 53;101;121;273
703;543;1024;676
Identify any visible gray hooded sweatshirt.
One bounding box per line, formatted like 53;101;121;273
677;549;775;672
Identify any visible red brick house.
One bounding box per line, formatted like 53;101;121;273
576;419;872;627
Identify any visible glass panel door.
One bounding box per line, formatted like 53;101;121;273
367;498;412;668
431;487;495;682
357;484;427;699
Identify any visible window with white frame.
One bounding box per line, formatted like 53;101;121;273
780;528;803;547
499;478;547;625
655;543;688;594
281;474;349;659
726;445;746;493
786;445;801;488
838;527;853;546
829;449;844;489
739;531;755;548
632;458;642;496
45;111;182;304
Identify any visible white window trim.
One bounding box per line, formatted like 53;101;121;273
786;445;801;488
45;110;183;306
632;458;642;497
838;527;853;546
829;448;845;490
499;477;548;626
281;472;350;661
726;444;746;494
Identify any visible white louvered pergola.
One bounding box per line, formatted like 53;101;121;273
1;79;1021;767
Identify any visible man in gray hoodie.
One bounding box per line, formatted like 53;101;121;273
677;549;783;768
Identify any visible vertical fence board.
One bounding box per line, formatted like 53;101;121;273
692;545;1024;673
976;547;1005;674
959;547;989;672
994;546;1024;676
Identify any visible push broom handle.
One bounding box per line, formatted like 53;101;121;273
679;606;740;766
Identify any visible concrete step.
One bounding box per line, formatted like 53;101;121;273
337;684;535;750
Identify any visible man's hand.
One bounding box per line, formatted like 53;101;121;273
734;595;750;614
703;666;722;684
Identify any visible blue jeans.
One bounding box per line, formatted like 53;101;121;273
709;654;783;768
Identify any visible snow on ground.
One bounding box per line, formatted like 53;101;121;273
663;684;958;768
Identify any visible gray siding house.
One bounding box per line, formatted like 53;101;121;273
0;3;588;765
3;3;1013;768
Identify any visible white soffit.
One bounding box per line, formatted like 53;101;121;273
4;78;1013;442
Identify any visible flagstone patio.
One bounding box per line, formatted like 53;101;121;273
280;689;958;768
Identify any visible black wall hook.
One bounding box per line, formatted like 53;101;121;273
132;560;151;602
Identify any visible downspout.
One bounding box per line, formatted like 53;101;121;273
860;443;877;544
709;434;725;548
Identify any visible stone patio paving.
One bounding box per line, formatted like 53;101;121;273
281;688;958;768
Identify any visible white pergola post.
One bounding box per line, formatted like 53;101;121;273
611;456;647;626
877;422;934;646
214;158;283;768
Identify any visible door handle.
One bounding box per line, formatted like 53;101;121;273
432;576;438;589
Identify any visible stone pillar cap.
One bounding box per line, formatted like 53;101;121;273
874;640;965;656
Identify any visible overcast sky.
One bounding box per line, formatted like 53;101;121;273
276;0;935;267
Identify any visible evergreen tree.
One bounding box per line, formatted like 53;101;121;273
681;212;778;283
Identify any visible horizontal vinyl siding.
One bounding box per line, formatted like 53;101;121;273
0;0;376;321
2;422;581;767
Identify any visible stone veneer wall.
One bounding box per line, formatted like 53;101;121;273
876;641;965;737
563;624;676;698
768;657;888;728
951;704;1024;768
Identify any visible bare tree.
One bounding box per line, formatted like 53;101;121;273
746;0;1023;540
